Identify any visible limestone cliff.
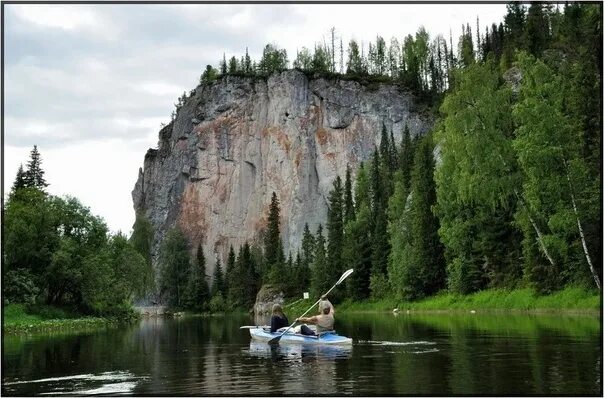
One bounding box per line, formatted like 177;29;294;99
132;70;433;284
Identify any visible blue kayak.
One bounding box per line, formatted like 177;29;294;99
249;327;352;345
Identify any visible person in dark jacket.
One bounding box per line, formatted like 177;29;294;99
270;303;289;333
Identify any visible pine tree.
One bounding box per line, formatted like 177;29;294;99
159;228;190;308
399;124;414;194
310;225;328;297
211;258;225;297
244;47;252;74
24;145;48;190
326;176;344;287
225;245;236;294
185;244;210;311
10;164;27;195
405;135;445;298
343;165;355;223
240;242;259;307
220;53;227;75
346;40;363;75
265;192;285;285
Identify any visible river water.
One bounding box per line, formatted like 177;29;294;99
2;312;601;395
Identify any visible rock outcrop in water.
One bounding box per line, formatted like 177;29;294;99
132;70;433;284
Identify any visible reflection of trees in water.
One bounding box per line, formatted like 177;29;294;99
3;313;600;396
243;342;349;395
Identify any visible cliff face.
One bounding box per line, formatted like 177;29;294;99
132;70;433;282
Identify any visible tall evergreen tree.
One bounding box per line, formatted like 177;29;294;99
211;258;225;297
159;228;190;308
224;245;236;294
10;164;27;196
185;244;210;311
343;165;356;223
265;192;285;285
326;176;344;287
402;136;445;299
24;145;48;190
310;225;328;297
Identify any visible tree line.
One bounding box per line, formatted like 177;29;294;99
5;3;599;314
155;2;601;311
4;146;154;316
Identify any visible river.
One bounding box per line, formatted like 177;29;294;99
2;312;601;395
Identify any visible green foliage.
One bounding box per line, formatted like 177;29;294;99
81;233;150;315
4;187;57;276
3;269;39;305
10;164;27;195
264;192;285;286
344;204;372;300
513;52;601;291
310;225;328;298
435;60;522;294
211;259;226;298
200;65;218;84
257;44;288;75
209;292;226;313
184;244;210;312
159;228;190;308
23;145;48;190
389;136;445;300
369;272;391;299
343;165;355;223
130;212;153;265
326;176;344;288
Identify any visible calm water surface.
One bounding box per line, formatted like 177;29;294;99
2;312;601;395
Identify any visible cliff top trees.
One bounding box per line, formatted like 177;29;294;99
258;44;288;75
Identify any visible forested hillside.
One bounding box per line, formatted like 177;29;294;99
5;3;600;314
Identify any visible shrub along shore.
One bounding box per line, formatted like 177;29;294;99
3;304;125;335
285;287;601;316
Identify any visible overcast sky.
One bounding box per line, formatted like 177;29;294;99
4;3;507;234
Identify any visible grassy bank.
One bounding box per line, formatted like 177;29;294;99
285;287;601;315
3;304;118;335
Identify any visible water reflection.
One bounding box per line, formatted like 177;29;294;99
245;341;352;362
2;313;600;396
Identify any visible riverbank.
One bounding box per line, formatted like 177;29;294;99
285;287;601;315
3;304;119;335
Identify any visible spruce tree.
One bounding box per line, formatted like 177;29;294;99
404;135;445;298
220;53;227;75
344;165;356;223
211;258;225;297
225;245;236;294
399;124;414;194
159;228;190;308
326;176;344;287
240;242;259;308
265;192;284;285
310;225;328;297
185;244;210;311
24;145;48;190
10;164;27;195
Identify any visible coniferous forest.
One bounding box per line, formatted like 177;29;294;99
4;3;601;315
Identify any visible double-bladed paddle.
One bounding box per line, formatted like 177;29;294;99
267;268;354;345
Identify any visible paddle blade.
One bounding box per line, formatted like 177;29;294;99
267;335;281;345
336;269;354;285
